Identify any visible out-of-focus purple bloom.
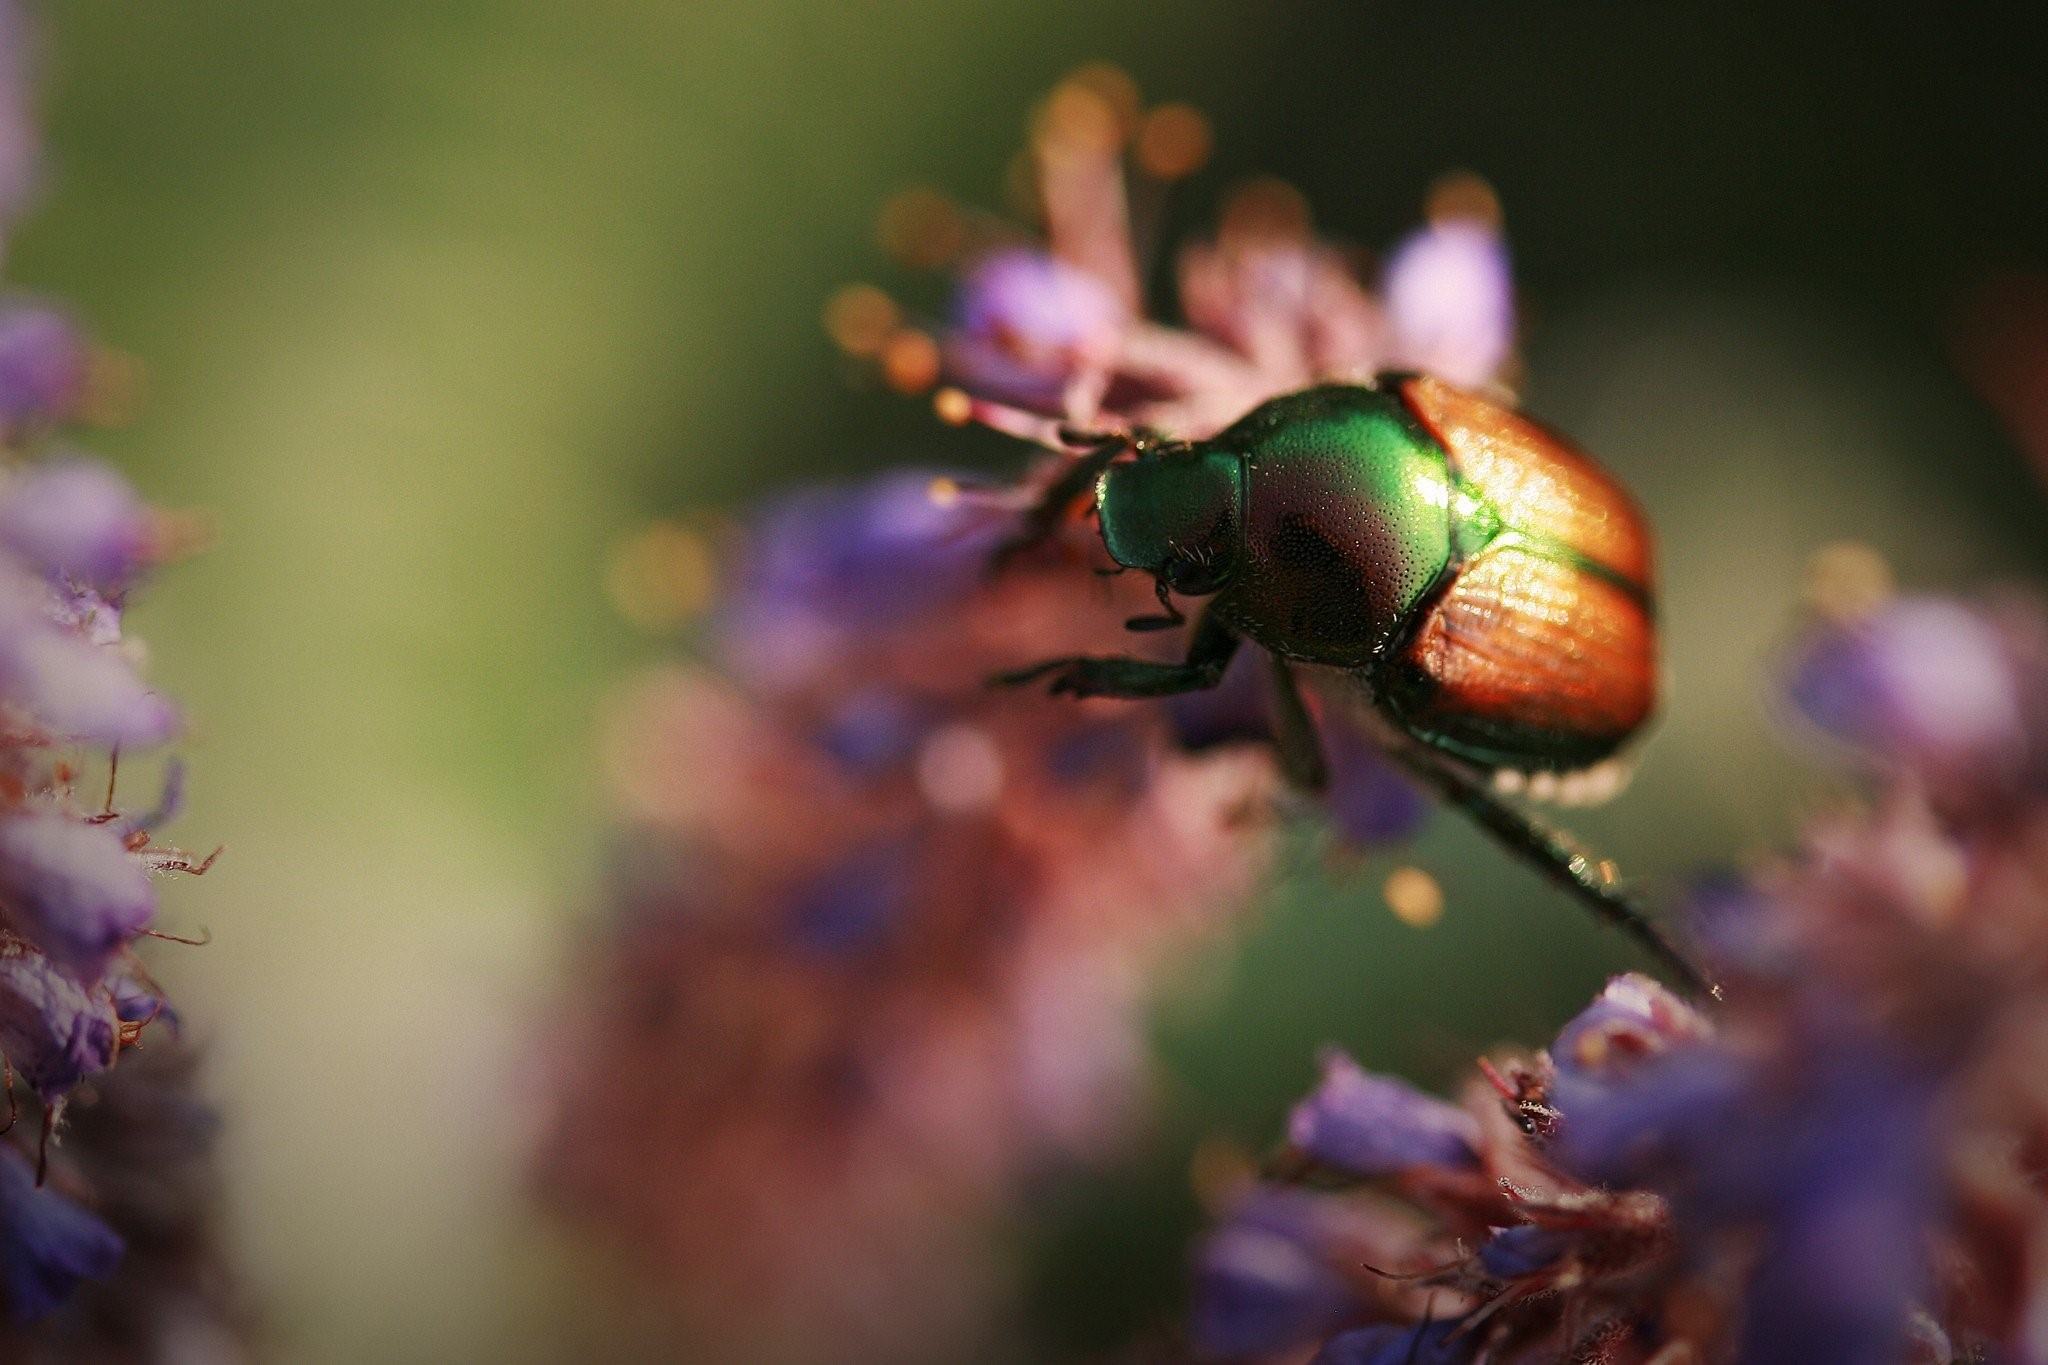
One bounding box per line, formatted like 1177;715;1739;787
0;303;89;433
1733;1066;1935;1365
0;948;118;1100
1313;1319;1469;1365
1475;1224;1567;1280
0;813;156;975
717;471;1012;685
0;573;180;747
947;248;1128;408
1322;718;1431;846
1545;973;1709;1091
814;687;928;776
1288;1050;1480;1175
0;5;231;1341
1785;595;2025;782
1381;220;1515;389
0;1149;122;1323
0;457;153;589
784;836;917;958
1167;647;1273;754
1191;1188;1371;1358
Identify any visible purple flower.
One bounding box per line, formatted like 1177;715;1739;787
1322;718;1431;846
1475;1224;1567;1279
1167;647;1274;753
814;687;929;776
0;948;119;1100
0;457;152;590
0;1148;123;1323
1288;1050;1481;1175
716;471;1013;684
1785;596;2025;780
0;302;89;432
0;573;180;747
1313;1319;1469;1365
0;813;156;974
784;836;917;958
947;248;1129;407
1546;973;1710;1091
1190;1188;1370;1358
1381;220;1515;389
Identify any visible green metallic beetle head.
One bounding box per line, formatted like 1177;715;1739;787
1095;448;1245;596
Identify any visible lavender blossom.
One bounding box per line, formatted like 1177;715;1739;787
542;469;1280;1362
0;302;89;435
0;1146;121;1323
0;4;231;1337
0;815;156;977
0;455;154;589
1188;582;2048;1361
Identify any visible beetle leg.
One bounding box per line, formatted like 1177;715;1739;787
1264;658;1331;793
993;607;1239;698
1388;747;1719;1000
988;433;1129;574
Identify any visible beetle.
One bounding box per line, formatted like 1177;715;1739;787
997;374;1709;994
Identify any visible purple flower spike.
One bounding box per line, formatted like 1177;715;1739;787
1785;596;2025;779
0;1147;124;1323
0;948;120;1100
1313;1319;1469;1365
0;303;89;432
1288;1049;1481;1175
0;457;152;590
0;813;156;974
1190;1188;1368;1359
1383;220;1514;389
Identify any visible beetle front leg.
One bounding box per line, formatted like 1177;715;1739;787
988;434;1128;573
994;607;1240;698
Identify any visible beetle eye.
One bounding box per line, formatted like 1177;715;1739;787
1161;549;1229;597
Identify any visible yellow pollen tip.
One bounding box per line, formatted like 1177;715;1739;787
1424;170;1504;229
880;329;942;394
1136;102;1213;180
1383;865;1444;928
604;520;718;632
877;186;968;271
1803;540;1895;623
823;283;902;358
933;387;973;426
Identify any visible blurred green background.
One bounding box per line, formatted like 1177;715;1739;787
11;2;2047;1359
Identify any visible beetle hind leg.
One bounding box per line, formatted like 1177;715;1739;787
1392;746;1716;999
